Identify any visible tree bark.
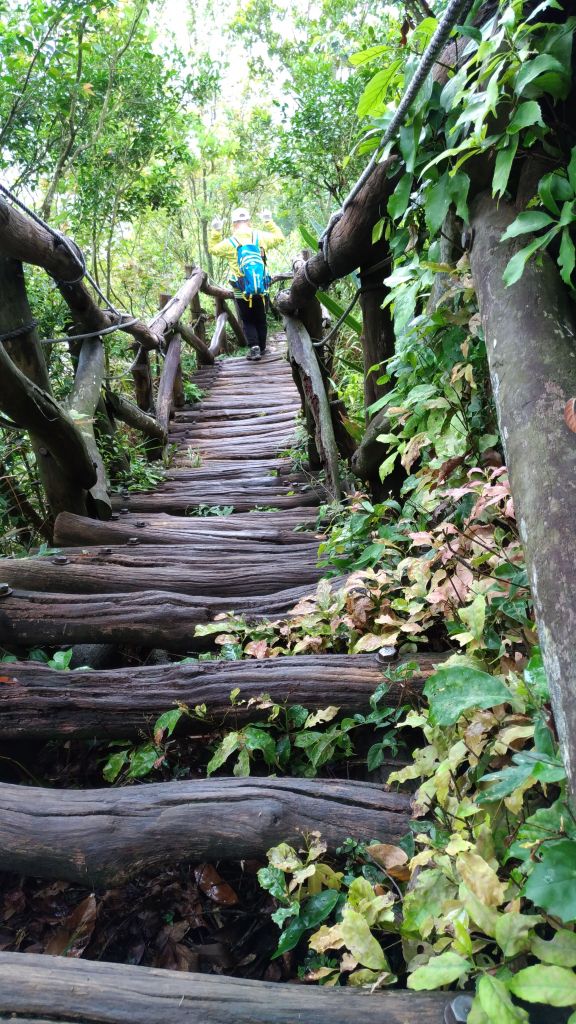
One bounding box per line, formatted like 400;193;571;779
66;338;111;519
209;311;228;357
0;580;342;651
156;334;183;434
0;652;436;739
359;241;394;415
0;777;410;884
0;953;450;1024
469;191;576;799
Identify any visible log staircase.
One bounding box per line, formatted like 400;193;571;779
0;343;454;1022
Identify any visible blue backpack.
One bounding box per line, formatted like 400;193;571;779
229;232;271;302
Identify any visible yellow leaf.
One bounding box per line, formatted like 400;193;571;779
309;922;345;953
456;852;507;907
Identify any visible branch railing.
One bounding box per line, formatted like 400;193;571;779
0;195;247;526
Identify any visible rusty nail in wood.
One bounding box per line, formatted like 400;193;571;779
377;646;398;663
135;521;146;528
127;537;139;545
119;508;129;515
53;556;68;565
0;583;13;597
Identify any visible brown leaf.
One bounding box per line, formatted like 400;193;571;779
437;455;465;484
367;843;410;881
44;894;97;957
565;397;576;432
194;864;239;905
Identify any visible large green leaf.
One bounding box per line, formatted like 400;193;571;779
424;664;512;725
477;976;529;1024
508;965;576;1007
501;211;556;240
524;840;576;922
407;951;470;990
341;906;389;969
531;929;576;968
356;60;402;118
273;889;340;958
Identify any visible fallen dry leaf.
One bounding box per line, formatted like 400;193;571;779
44;894;97;957
194;864;239;905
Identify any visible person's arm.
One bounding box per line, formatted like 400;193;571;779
208;218;235;257
258;210;284;249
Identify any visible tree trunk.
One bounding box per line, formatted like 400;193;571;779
66;337;111;519
105;389;167;442
359;241;394;415
469;192;576;799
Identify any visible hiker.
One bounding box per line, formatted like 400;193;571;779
209;207;284;361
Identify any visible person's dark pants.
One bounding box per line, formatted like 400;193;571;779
236;296;267;353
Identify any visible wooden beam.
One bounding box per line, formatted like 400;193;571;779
156;334;182;433
66;338;111;519
178;321;214;365
0;653;438;739
0;777;411;884
0;953;449;1023
105;390;167;442
209;310;228;357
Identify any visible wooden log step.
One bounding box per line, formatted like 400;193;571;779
0;554;323;597
107;491;320;514
0;952;449;1022
0;582;339;651
49;541;320;565
0;653;439;739
0;777;411;884
53;511;320;547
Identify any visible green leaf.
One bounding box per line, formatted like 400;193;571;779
102;749;129;783
559;227;576;285
477;762;534;803
206;731;240;775
568;147;576;193
372;217;385;243
508;965;576;1007
514;53;566;97
388;172;413;222
408;951;471;990
494;913;541;957
357;60;402;118
349;44;389;67
299;224;318;250
379;451;398;483
493;136;519;198
316;290;362;335
501;211;556;240
503;229;557;287
524;648;550;700
477;975;529;1024
531;929;576;967
524;840;576;922
458;593;486;641
127;743;159;779
243;725;277;766
425;171;452;237
273;889;340;958
507;100;544;134
341;906;389;969
424;664;512;726
154;707;184;739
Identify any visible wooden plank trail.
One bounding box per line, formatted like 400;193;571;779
0;344;452;1021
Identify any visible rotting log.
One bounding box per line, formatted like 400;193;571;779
0;581;342;651
53;510;319;547
276;158;397;317
156;334;183;433
284;315;341;498
104;389;167;443
0;653;439;739
469;192;576;800
0;777;411;884
0;953;451;1023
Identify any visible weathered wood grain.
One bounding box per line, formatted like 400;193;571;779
0;777;411;883
0;953;450;1023
0;652;441;738
0;582;340;650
